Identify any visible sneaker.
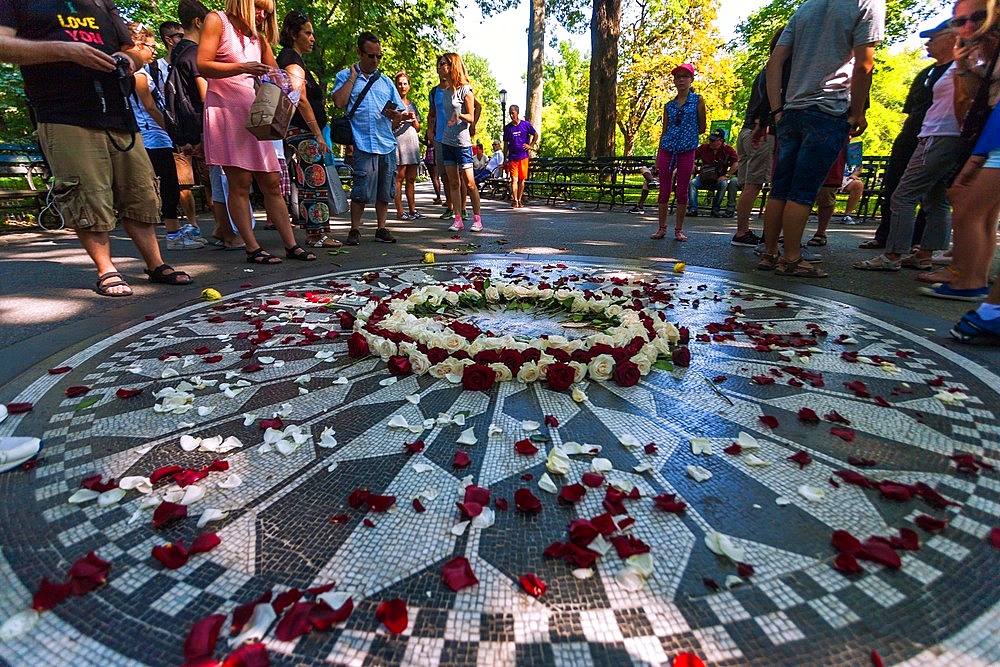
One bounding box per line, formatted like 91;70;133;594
754;242;766;256
449;220;464;232
731;231;761;247
799;246;823;263
346;228;361;245
648;180;659;188
919;284;988;301
400;212;412;221
470;217;483;232
627;205;645;214
950;309;1000;343
374;227;396;243
410;211;422;219
687;209;699;217
181;223;202;239
931;250;952;265
167;232;204;250
841;215;860;225
439;208;453;220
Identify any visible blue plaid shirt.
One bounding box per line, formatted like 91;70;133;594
333;68;404;155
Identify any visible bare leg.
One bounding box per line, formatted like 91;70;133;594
375;200;390;229
350;200;365;231
844;179;864;216
815;206;833;238
446;165;463;221
735;183;762;236
178;188;198;229
778;201;813;264
763;199;785;256
253;171;298;250
510;174;521;205
404;165;417;214
222;167;265;253
461;167;481;216
75;229;126;293
394;169;405;218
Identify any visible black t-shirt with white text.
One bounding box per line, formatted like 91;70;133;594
0;0;133;131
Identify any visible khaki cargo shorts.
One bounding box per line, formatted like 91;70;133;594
38;123;161;232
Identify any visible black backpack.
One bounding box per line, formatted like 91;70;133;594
162;40;203;145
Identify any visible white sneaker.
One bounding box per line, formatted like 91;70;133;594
448;220;464;231
841;215;860;225
0;436;41;473
181;223;202;239
167;232;204;250
470;218;483;232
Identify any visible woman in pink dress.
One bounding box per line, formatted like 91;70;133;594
197;0;314;264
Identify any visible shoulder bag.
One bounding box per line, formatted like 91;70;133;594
330;72;380;146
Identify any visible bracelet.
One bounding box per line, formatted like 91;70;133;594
769;106;784;118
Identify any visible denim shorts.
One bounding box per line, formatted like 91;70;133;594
770;108;851;205
441;143;474;169
351;149;397;204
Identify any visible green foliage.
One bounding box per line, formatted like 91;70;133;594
463;53;504;145
539;41;590;156
861;47;929;155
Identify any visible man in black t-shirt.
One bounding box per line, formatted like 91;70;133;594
0;0;192;296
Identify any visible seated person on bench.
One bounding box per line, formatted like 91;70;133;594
628;165;659;214
475;139;504;185
687;129;739;217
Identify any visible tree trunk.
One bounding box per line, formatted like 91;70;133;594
586;0;621;157
526;0;545;142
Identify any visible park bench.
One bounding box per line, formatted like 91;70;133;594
0;143;48;221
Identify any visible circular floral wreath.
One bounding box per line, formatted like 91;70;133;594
345;279;689;392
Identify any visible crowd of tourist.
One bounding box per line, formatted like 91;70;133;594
0;0;997;343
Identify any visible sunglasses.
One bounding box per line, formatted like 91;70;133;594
675;109;683;126
166;32;183;40
363;52;383;60
950;9;988;28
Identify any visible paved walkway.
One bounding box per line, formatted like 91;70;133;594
1;190;998;666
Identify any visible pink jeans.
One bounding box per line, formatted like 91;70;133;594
656;149;695;206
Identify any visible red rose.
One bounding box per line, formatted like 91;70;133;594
521;347;542;363
499;348;523;373
426;347;448;364
346;332;369;358
462;363;496;391
678;326;690;344
612;359;641;387
671;346;691;367
548;348;571;362
387;355;412;376
449;320;482;342
338;311;355;330
473;349;501;365
546;362;576;392
570;349;593;364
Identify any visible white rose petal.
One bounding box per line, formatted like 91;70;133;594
686;465;713;482
451;521;470;536
294;374;312;385
276;440;299;456
318;427;337;448
538;473;559;494
456;428;477;446
258;356;275;364
316;592;352;612
379;377;398;387
488;424;504;437
627;553;655;577
690;438;713;456
68;489;100;504
571;568;595;580
798;485;825;503
332;376;348;384
618;434;641;450
197;406;216;416
387;415;410;429
546;447;572;475
119;476;152;492
615;567;646;591
180;435;201;451
521;420;541;432
726;575;744;589
161;367;180;379
452;413;466;427
609;477;634;494
737;431;760;450
571;387;587;403
705;531;746;562
180;485;206;505
218;474;243;489
218;436;244;453
744;453;771;467
405;394;421;405
775;497;792;506
412;463;434;473
471;507;495;529
243;413;257;426
633;463;654;473
97;488;127;507
0;609;40;642
197;508;228;528
229;603;277;647
591;458;614;473
199;435;224;452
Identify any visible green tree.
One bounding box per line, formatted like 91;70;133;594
463;53;503;145
539;41;590;156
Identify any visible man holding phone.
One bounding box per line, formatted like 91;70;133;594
332;31;411;245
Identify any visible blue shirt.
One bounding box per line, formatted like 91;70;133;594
333;68;404;155
659;92;701;153
431;86;447;143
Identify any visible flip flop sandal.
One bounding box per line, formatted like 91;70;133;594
900;254;933;270
650;227;667;240
246;248;282;264
285;245;317;261
145;264;193;285
95;271;133;297
775;258;828;278
806;234;827;247
853;255;901;271
858;239;885;249
756;253;779;271
306;236;342;248
674;229;688;242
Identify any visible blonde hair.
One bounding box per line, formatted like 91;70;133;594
438;53;470;87
226;0;277;44
127;22;155;44
975;0;998;37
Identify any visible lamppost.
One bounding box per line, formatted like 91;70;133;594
499;89;507;129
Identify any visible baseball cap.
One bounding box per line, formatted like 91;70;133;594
709;129;725;141
671;63;695;77
919;19;953;38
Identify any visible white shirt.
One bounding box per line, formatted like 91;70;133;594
919;63;960;138
485;149;504;174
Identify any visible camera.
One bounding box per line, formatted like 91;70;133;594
113;54;131;80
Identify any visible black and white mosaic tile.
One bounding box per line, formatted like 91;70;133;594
1;258;998;666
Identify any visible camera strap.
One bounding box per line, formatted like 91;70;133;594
345;71;381;120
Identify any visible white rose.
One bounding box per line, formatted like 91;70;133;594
430;357;460;379
605;304;623;317
374;338;397;360
489;363;512;382
463;288;482;300
517;361;540;383
588;354;615;381
409;352;431;375
630;353;651;375
501;284;518;300
406;292;427;305
535;353;555;374
536;288;553;300
513;283;533;298
568;361;587;383
440;333;466;353
444;291;459;305
590;333;614;347
554;288;573;301
571;298;589;312
398;341;417;357
660;322;680;344
485;286;500;301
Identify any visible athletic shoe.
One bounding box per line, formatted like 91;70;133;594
931;250;952;265
799;246;823;263
841;215;860;225
346;228;361;245
167;232;204;250
687;209;699;217
181;223;202;239
470;217;483;232
400;212;412;220
648;180;659;188
919;284;988;301
410;211;423;219
374;227;396;243
731;231;761;247
950;310;1000;343
628;205;645;214
449;220;464;231
439;208;453;220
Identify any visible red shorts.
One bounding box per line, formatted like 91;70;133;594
508;157;529;180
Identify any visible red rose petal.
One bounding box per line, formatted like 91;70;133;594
581;472;605;488
456;501;483;519
797;407;820;422
514;488;542;513
831;530;863;555
272;589;303;615
274;601;315;641
653;493;687;513
309;597;353;630
81;474;117;492
702;576;720;591
152;501;188;529
464;485;490;506
610;534;651;558
752;375;776;385
5;402;33;414
787;450;812;468
558;483;586;504
644;442;658;455
189;533;221;555
759;415;779;429
347;488;370;509
441;556;479;592
514;439;539;455
48;366;72;374
222;641;269;667
152;541;190;569
115;387;143;399
914;514;948;533
65;385;90;398
544;415;559;427
32;577;71;611
519;573;547;597
259;417;284;430
896;527;920;551
404;439;425;453
833;553;863;574
202;355;224;363
834;469;875;488
66;551;111;595
412;498;426;513
878;480;914;502
874;396;890;407
847;456;877;467
673;654;706;667
825;410;851;424
990;527;1000;549
230;591;273;636
736;562;755;578
330;514;350;523
871;649;885;667
149;465;184;485
494;497;509;511
830;426;856;442
366;494;396;512
453;451;472;468
376;598;408;633
857;538;902;569
183;613;226;661
306;582;336;596
723;442;742;455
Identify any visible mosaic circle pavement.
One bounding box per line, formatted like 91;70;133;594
1;258;998;667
